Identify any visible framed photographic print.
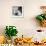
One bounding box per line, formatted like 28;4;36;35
12;6;24;18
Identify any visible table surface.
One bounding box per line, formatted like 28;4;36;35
14;43;46;46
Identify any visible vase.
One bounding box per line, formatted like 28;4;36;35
11;36;17;44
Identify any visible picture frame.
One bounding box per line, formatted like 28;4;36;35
12;6;24;18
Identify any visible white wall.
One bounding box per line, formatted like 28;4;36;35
0;0;46;38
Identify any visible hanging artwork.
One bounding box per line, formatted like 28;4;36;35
12;6;23;17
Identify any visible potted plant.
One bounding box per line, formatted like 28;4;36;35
36;6;46;27
5;26;18;43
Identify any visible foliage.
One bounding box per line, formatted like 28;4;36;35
5;26;18;39
36;14;46;21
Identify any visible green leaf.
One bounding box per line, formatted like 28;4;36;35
44;15;46;20
36;15;44;21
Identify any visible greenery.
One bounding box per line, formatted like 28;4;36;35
36;14;46;21
5;26;18;39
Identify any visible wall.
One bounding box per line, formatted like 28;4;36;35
0;0;46;38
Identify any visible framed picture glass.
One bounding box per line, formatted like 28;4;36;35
12;6;24;18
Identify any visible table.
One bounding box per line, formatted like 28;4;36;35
14;43;46;46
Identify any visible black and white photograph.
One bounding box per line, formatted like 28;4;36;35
12;6;23;17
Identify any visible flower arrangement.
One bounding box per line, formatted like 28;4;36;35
36;14;46;27
5;26;18;39
36;6;46;27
